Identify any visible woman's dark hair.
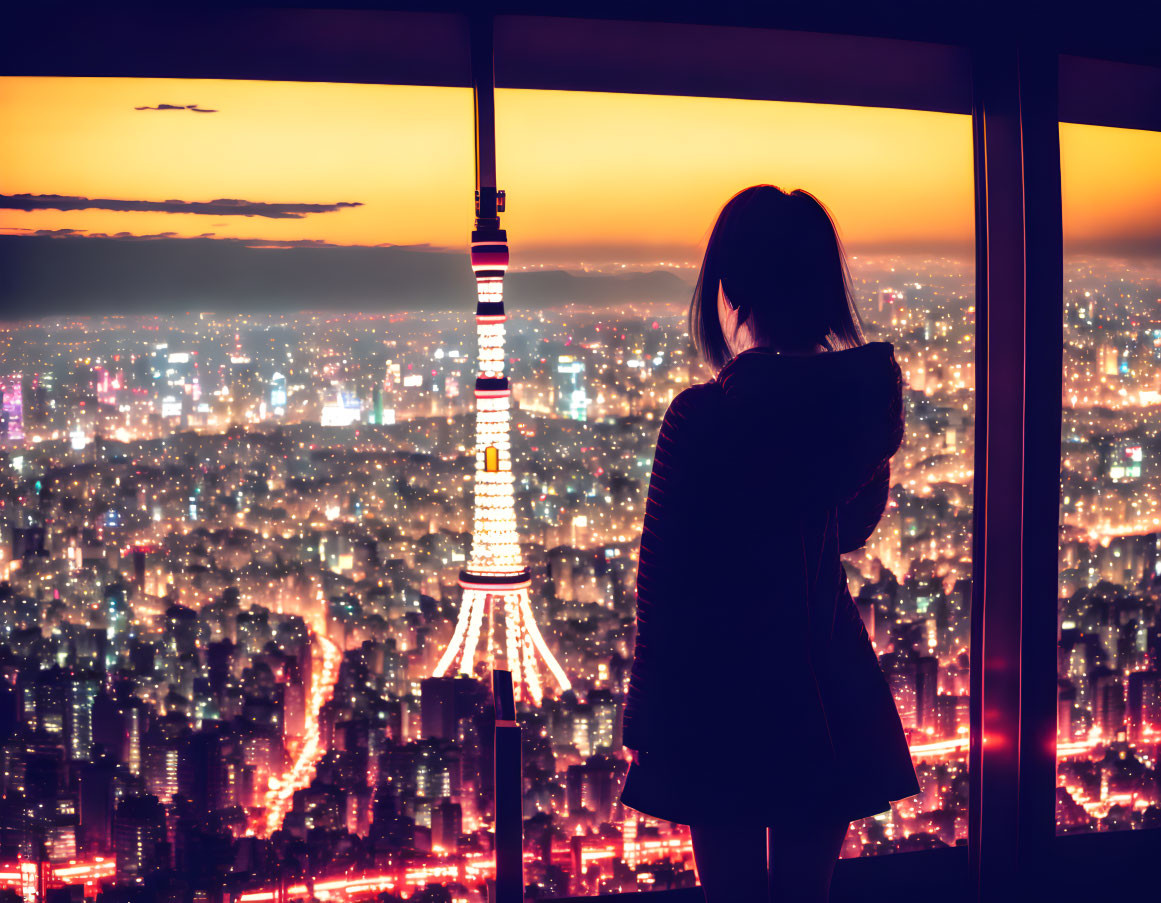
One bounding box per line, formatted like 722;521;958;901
689;184;866;372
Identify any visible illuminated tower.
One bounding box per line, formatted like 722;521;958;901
433;28;570;703
432;207;571;702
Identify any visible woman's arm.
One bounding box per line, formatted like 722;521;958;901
837;459;891;553
836;351;902;553
623;384;722;751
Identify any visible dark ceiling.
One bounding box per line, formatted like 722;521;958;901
8;0;1161;68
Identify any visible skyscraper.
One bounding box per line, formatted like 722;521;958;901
1;374;24;444
269;371;287;415
113;794;167;884
555;355;589;421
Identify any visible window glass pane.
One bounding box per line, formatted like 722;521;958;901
495;88;976;894
0;76;491;895
0;75;977;900
1057;121;1161;835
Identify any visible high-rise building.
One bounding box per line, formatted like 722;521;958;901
431;798;462;851
1;373;24;444
555;355;589;420
883;651;919;730
142;726;181;806
113;794;167;883
65;671;99;761
77;755;116;855
420;677;457;741
95;367;122;407
566;755;618;822
371;385;385;424
269;371;287;415
1093;669;1126;740
1127;669;1161;743
916;656;939;734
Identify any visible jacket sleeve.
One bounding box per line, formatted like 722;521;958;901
623;385;722;751
837;459;891;553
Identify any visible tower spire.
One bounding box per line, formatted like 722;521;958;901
432;13;570;702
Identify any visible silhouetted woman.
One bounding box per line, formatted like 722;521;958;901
620;185;920;903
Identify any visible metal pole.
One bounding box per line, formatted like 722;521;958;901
493;668;523;903
471;11;503;229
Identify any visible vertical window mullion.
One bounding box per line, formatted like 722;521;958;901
969;40;1063;899
1018;40;1064;887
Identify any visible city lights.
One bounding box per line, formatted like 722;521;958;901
258;622;343;837
0;246;1155;896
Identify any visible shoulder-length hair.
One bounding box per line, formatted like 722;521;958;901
689;185;866;372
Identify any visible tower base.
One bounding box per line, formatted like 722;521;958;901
434;585;571;702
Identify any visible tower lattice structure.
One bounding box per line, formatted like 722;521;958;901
432;208;571;703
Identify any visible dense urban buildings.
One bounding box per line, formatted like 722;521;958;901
0;244;1157;902
0;252;988;900
1056;257;1161;834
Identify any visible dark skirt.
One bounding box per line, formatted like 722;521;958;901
620;748;893;826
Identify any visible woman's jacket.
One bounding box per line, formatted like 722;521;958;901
622;341;920;813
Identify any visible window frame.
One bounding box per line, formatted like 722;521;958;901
969;40;1062;901
4;5;1160;899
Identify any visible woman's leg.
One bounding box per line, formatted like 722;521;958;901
767;815;848;903
690;823;768;903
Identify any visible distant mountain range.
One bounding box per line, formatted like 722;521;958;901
0;234;694;320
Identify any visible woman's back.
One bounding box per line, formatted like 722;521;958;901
621;340;918;822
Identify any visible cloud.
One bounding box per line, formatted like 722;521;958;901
0;229;415;251
134;103;218;113
244;239;354;249
1;194;362;219
105;231;181;241
30;228;88;238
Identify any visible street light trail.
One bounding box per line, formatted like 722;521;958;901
260;626;343;837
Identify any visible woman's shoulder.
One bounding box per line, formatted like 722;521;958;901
660;381;725;432
668;380;725;413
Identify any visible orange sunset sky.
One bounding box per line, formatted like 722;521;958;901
1;76;1159;267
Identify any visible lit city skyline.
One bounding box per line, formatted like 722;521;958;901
0;251;980;899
